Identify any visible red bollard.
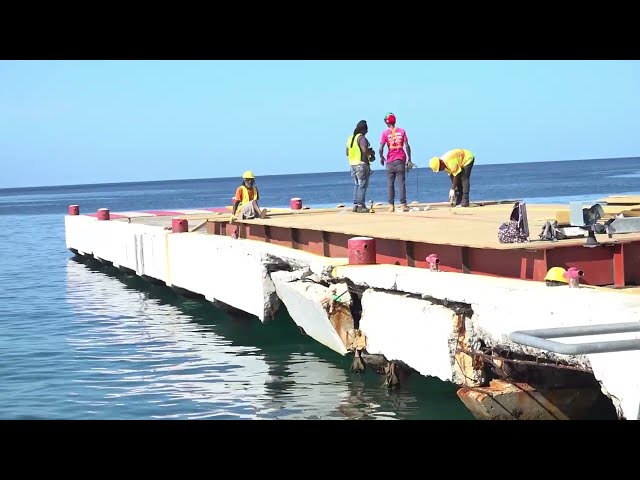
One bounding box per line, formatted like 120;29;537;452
348;237;376;265
97;208;110;221
68;205;80;215
172;218;189;233
426;254;440;272
290;197;303;210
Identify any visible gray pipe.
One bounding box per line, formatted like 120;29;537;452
509;322;640;355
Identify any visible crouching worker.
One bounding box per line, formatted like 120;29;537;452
429;149;475;208
231;170;268;221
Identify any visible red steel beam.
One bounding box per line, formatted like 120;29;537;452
623;242;640;286
207;221;640;287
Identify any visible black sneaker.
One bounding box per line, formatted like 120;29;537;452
355;205;369;213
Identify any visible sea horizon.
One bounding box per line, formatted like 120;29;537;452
2;155;639;192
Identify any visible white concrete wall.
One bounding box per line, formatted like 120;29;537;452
271;270;349;355
168;233;274;321
360;290;456;382
65;216;348;322
333;264;640;420
65;216;169;282
65;215;99;257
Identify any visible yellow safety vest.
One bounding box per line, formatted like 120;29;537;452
239;185;259;206
442;149;474;176
347;133;364;166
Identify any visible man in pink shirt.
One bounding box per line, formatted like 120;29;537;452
379;112;412;212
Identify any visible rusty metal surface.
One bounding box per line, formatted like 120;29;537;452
455;348;592;373
456;380;600;420
327;303;355;350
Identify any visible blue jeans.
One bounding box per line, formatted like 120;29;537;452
386;160;406;205
351;162;370;207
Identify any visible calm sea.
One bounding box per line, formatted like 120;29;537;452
1;157;639;420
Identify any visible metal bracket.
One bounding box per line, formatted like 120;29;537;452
509;322;640;355
604;216;640;235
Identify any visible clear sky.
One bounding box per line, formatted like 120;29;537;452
1;60;639;188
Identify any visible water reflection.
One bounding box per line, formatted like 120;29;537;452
65;258;470;420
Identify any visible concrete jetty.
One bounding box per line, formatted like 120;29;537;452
64;199;640;420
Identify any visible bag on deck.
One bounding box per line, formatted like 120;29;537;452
497;202;530;244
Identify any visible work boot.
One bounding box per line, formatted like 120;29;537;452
400;203;409;212
388;204;395;213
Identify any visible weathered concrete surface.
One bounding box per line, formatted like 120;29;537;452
65;215;348;322
359;290;458;383
332;264;640;420
169;233;278;321
271;270;352;355
65;215;171;280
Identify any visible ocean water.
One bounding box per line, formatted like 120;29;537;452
1;157;639;420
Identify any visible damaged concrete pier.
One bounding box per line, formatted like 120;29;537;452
64;198;640;420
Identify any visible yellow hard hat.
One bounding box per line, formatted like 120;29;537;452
544;266;568;283
429;157;441;172
242;170;255;179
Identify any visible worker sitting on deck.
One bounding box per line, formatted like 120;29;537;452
231;170;268;220
544;267;569;287
429;149;475;208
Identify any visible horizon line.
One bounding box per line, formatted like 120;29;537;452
1;155;639;192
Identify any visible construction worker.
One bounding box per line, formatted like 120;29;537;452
544;267;569;286
429;149;475;208
379;112;412;212
346;120;373;213
231;170;267;220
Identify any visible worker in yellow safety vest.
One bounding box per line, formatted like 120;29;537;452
429;149;475;208
346;120;373;213
231;170;267;220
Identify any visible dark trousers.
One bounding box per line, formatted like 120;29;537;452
386;160;406;205
449;160;474;206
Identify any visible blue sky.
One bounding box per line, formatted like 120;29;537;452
1;60;639;188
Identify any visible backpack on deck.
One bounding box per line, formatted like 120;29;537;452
498;201;530;244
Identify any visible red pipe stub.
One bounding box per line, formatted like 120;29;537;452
172;217;189;233
97;208;110;221
426;254;440;271
426;254;440;264
290;197;303;210
348;236;376;265
68;205;80;215
565;267;584;288
564;267;584;279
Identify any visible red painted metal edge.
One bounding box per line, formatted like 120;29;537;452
205;220;638;287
